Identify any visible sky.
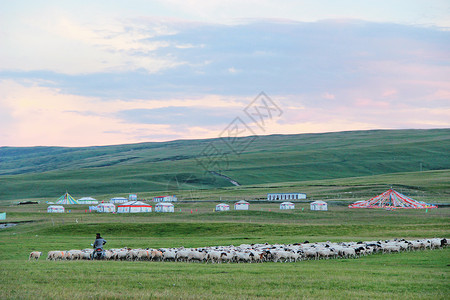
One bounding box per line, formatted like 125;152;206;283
0;0;449;147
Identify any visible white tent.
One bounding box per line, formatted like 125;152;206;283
234;200;249;210
215;203;230;211
155;202;174;213
97;203;116;213
110;197;128;204
310;201;328;211
47;205;65;213
117;201;152;213
77;197;98;205
280;202;295;210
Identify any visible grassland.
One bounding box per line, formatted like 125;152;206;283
0;129;449;200
1;198;449;299
0;129;449;299
1;249;448;299
4;169;449;206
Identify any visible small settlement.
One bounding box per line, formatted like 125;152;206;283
46;188;437;214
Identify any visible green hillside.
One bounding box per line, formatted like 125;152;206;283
0;129;449;200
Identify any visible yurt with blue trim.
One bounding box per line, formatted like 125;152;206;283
155;202;174;213
280;202;295;210
47;205;65;213
77;197;98;205
97;203;116;213
110;197;128;204
234;200;249;210
310;200;328;211
215;203;230;211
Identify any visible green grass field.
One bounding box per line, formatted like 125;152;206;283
4;169;449;206
1;200;449;299
1;249;448;299
0;129;449;299
0;129;449;200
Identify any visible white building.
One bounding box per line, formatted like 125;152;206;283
77;197;98;205
280;202;295;210
97;203;116;213
47;205;65;213
234;200;249;210
110;197;128;204
128;194;137;201
215;203;230;211
267;193;306;201
310;201;328;211
155;202;174;213
117;201;152;213
153;195;178;202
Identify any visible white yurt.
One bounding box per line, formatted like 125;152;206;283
310;200;328;211
215;203;230;211
155;202;174;213
117;201;152;213
234;200;249;210
280;202;295;210
97;203;116;213
110;197;128;204
77;197;98;205
47;205;65;213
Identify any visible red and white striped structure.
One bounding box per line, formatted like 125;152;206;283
348;189;437;209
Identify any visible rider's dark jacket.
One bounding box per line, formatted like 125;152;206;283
93;237;107;249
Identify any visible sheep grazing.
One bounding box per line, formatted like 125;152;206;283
28;251;42;261
162;250;177;262
38;237;447;264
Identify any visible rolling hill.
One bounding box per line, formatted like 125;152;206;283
0;129;449;200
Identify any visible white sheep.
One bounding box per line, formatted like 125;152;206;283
162;250;177;262
136;250;152;261
206;250;222;263
29;251;42;261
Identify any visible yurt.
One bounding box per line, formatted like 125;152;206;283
110;197;128;204
77;197;98;205
47;205;65;213
97;203;116;213
234;200;249;210
56;192;78;204
280;202;295;210
155;202;174;213
215;203;230;211
128;194;138;201
310;201;328;211
117;201;152;213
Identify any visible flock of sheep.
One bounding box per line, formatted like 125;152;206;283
29;237;447;263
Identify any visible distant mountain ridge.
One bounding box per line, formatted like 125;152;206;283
0;129;449;200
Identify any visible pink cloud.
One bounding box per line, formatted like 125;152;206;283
354;98;390;109
0;80;250;146
382;89;397;97
1;80;448;147
321;92;335;100
430;89;450;101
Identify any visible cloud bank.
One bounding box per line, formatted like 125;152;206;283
0;12;449;146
